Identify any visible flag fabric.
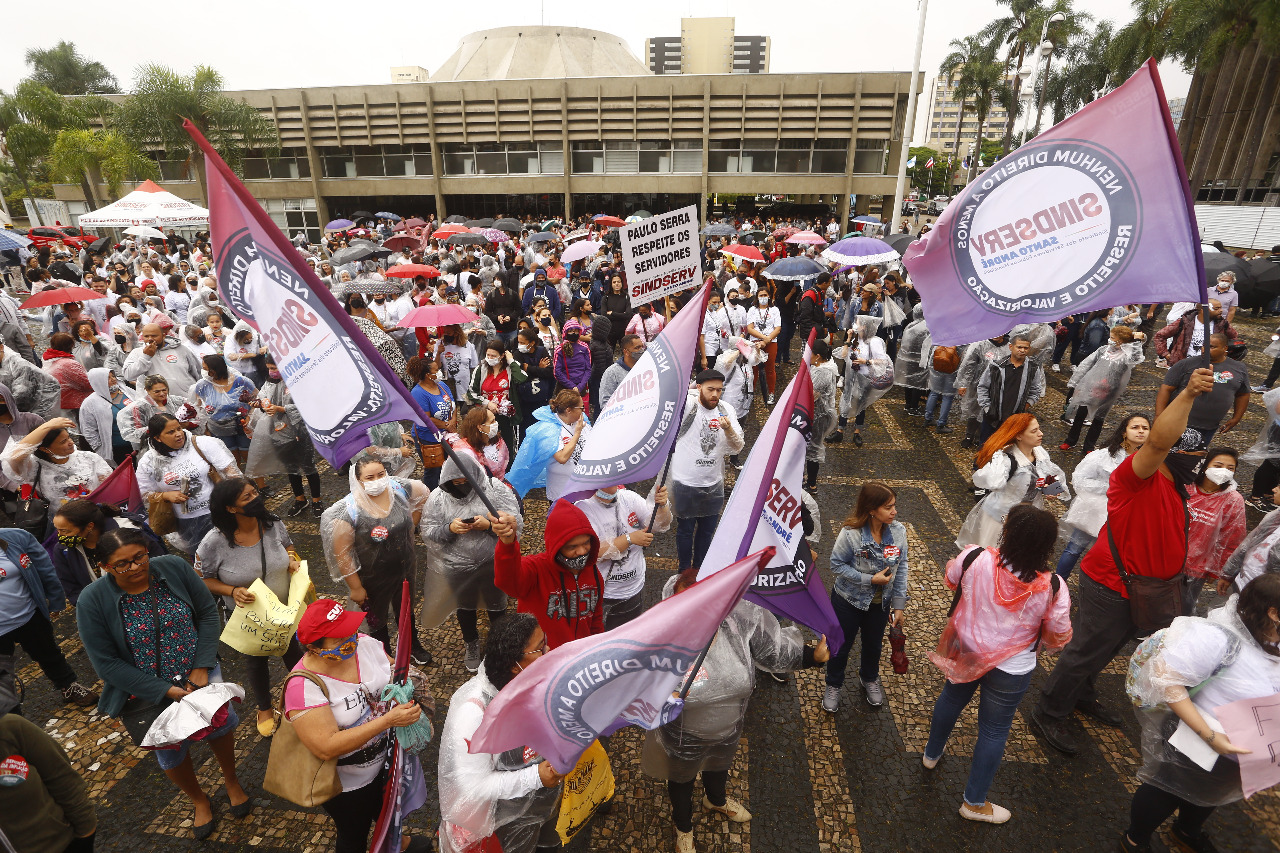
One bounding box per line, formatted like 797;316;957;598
469;547;777;774
86;454;142;512
695;330;844;652
925;157;935;169
557;281;712;497
182;121;433;467
907;156;917;168
902;59;1205;346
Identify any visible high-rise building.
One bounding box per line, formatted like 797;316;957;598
645;17;770;75
921;72;1015;156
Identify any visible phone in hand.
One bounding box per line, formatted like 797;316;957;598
462;516;477;525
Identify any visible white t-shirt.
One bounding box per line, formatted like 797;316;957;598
747;305;782;337
576;489;654;600
672;402;742;488
440;343;478;393
702;308;730;358
284;635;392;791
138;434;236;518
544;417;591;502
1187;319;1205;358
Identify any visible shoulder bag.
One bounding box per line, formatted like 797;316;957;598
264;669;343;807
1107;505;1189;634
190;438;223;485
9;480;50;541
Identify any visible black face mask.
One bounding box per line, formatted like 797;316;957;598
565;332;580;342
440;479;471;499
539;317;552;327
556;551;591;573
114;334;126;345
1164;453;1202;498
241;496;270;518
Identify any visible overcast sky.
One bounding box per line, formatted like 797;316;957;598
5;0;1188;145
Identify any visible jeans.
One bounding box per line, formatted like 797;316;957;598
496;330;520;348
668;771;729;833
825;592;890;687
1036;574;1136;720
676;515;719;571
924;667;1034;807
1126;783;1216;846
924;391;954;425
0;612;77;691
1055;528;1097;580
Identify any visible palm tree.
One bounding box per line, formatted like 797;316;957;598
0;81;86;225
1110;0;1178;80
938;36;987;167
23;41;119;95
114;65;277;204
960;56;1007;181
980;0;1044;153
1041;23;1120;125
1029;3;1094;135
49;129;157;209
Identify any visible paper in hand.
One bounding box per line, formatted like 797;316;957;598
1168;712;1224;772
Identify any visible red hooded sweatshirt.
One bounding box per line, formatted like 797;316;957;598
494;499;603;649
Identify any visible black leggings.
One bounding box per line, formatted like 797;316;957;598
1253;459;1280;499
904;388;925;410
1064;407;1107;453
457;608;508;643
365;575;423;654
322;771;388;853
1266;357;1280;389
1125;783;1216;846
668;770;729;833
287;473;323;499
241;639;304;711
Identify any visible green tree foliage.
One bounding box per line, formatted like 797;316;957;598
49;129;158;208
23;41;119;95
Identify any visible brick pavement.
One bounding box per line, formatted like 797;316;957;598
13;313;1280;853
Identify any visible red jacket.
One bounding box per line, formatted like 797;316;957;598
494;499;603;649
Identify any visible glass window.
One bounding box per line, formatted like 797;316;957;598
812;150;847;173
572;151;605;173
507;152;537;174
413;154;434;175
444;152;476;175
475;151;507;174
776;148;809;172
740;150;775;173
638;150;670;172
353;155;383;177
323;156;355;178
708;151;735;172
242;158;270;180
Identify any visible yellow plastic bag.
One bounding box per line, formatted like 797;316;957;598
555;740;614;844
219;561;315;656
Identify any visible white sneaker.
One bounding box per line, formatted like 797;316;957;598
703;795;751;822
1050;364;1060;373
959;802;1011;824
675;828;696;853
822;686;840;713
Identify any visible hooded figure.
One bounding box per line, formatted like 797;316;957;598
1009;322;1056;368
0;344;61;420
120;330;203;399
893;304;932;392
493;498;603;649
78;368;136;466
0;382;47;491
552;319;592;397
506;402;593;501
955;338;1008;425
222;320;266;387
839;314;892;419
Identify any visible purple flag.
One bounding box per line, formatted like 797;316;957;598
183;121;434;467
695;331;843;652
469;547;776;774
559;282;712;495
903;59;1205;346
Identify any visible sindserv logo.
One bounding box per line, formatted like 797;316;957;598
951;139;1140;317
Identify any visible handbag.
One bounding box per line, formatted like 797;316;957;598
263;670;343;807
1107;512;1187;635
147;493;179;536
11;483;49;541
417;438;445;469
888;624;908;674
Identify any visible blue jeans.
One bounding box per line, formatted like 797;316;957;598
676;514;719;571
924;391;954;426
825;592;890;687
1055;528;1096;580
924;667;1034;807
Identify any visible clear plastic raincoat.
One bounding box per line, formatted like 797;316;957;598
318;462;429;585
956;446;1071;550
955;340;1008;422
838;315;892;419
892;305;931;390
713;337;759;421
807;358;840;464
1009;323;1056;368
1065;339;1145;420
1061;447;1127;538
1125;598;1280;806
1240;389;1280;464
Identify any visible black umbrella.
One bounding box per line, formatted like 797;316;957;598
1249;257;1280;298
331;245;391;266
350;210;374;221
1203;252;1254;288
87;236;111;254
701;223;737;237
884;233;918;256
447;232;488;246
465;218;494;228
445;215;467;224
493;218;522;233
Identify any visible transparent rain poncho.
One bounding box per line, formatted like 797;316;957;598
955;340;1008;422
318;459;429;584
892;305;932;390
1061;447;1127;538
956;445;1071;550
807;358;840;464
838;315;892;419
437;668;562;853
242;378;310;479
641;576;804;783
1065;340;1145;420
361;421;418;479
1009;322;1055;368
1241;389;1280;464
713;336;759;421
419;453;521;629
1125;597;1280;806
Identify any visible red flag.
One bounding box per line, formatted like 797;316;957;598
86;454;142;512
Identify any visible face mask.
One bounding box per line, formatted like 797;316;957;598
114;334;126;345
518;343;532;353
1164;453;1201;496
315;633;359;661
565;332;580;342
440;479;472;499
485;355;500;367
436;369;446;382
540;317;552;327
758;298;769;306
267;370;282;382
1204;467;1234;486
57;532;86;548
594;489;617;505
556;551;591;573
241;496;270;518
487;421;500;439
362;475;391;496
374;297;385;304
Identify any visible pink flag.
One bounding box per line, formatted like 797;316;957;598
696;330;843;652
469;546;776;773
86;454;142;512
1214;691;1280;799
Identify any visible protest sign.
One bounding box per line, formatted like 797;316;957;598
218;561;314;656
620;205;700;307
1215;691;1280;798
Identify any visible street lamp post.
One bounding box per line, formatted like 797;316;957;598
1017;12;1065;143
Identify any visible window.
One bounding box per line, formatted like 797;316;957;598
853;139;887;174
259;198;321;241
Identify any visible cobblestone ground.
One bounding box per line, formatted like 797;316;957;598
15;313;1280;853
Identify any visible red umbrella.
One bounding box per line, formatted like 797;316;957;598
404;218;427;228
385;264;441;279
593;215;626;228
784;230;828;245
391;222;408;232
382;235;422;253
771;226;800;239
21;286;106;309
432;224;468;239
397;304;479;328
721;244;765;263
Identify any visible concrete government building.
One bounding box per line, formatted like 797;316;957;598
55;25;920;240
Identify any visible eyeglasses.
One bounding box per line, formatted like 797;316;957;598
523;638;548;658
107;553;149;573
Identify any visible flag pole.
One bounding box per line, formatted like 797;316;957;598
645;454;673;534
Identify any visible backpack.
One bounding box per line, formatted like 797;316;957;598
932;346;961;374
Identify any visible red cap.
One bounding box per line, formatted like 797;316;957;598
296;600;364;644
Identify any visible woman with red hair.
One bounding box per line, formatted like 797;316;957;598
956;413;1070;550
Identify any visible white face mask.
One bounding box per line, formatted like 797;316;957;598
518;343;532;353
1204;467;1234;486
487;421;499;438
362;475;391;496
436;370;446;381
485;355;501;367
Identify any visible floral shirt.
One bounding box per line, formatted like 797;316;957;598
120;578;198;684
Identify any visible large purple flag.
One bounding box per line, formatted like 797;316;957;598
559;282;712;494
183;121;433;467
903;59;1205;346
695;331;843;652
469;547;776;774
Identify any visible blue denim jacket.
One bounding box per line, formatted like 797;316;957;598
831;521;910;612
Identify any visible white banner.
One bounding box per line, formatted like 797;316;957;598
621;205;700;307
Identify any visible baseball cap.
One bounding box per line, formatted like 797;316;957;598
297;599;364;644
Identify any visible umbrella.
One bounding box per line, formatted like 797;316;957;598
785;230;828;245
564;228;591;242
721;244;766;263
397;304;479;329
493;218;522;233
884;233;919;256
701;223;737;237
391;222;408;232
465;218;495;228
625;215;646;224
375;211;401;221
593;215;626;228
540;220;562;232
477;229;509;244
447;232;488;246
350;210;374;221
739;229;766;241
633;210;652;218
771;226;800;239
0;230;33;252
403;218;426;229
385;264;441;279
762;257;825;281
561;240;605;265
382;235;422;253
342;277;404;297
445;215;467;224
852;215;883;224
1249;258;1280;298
21;286;106;308
325;219;354;232
85;236;110;254
348;238;379;247
527;231;557;244
432;225;468;239
1203;252;1254;290
124;225;166;240
330;245;388;266
821;236;900;266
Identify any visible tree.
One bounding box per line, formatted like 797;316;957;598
908;146;949;196
24;41;119;95
0;81;83;225
958;53;1006;182
1110;0;1178;80
981;0;1046;153
115;65;278;204
49;129;157;208
938;36;988;163
1041;23;1120;125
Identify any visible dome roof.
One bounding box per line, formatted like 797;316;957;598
429;26;650;82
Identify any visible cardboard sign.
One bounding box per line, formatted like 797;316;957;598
620;205;699;307
219;561;315;656
556;739;615;844
1215;691;1280;798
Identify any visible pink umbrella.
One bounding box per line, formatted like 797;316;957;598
397;304;479;328
478;228;510;244
721;244;766;263
382;235;422;253
561;240;605;265
784;230;828;245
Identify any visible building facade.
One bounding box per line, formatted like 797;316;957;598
56;27;913;239
645;18;770;75
921;73;1013;155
